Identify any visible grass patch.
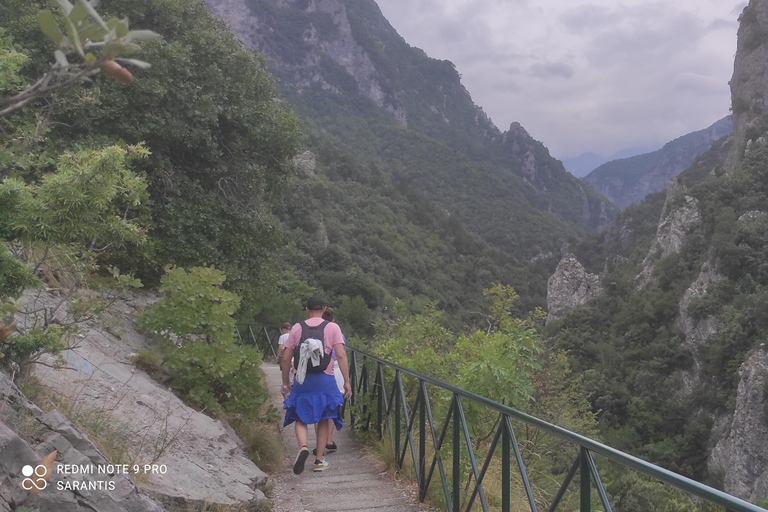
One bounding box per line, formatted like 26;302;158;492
181;500;274;512
52;391;136;466
229;416;284;474
129;347;166;380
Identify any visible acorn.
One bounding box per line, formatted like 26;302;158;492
101;59;133;84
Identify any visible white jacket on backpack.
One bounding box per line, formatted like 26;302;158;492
295;338;325;385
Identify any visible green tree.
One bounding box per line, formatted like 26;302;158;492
48;0;302;306
137;266;268;418
0;144;148;381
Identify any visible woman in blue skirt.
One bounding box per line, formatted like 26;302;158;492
281;297;352;474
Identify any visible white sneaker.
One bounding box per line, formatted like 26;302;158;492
313;459;330;472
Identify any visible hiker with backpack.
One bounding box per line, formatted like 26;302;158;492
280;297;352;474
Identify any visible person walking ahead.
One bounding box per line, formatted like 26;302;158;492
275;322;292;368
281;297;352;474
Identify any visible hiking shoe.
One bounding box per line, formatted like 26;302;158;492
312;443;338;455
293;446;309;474
313;459;330;472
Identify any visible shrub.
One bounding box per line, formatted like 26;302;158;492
137;266;268;418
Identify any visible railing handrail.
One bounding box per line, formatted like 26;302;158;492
346;345;766;512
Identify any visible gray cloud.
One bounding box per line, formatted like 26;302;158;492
377;0;741;158
708;18;739;31
530;62;574;80
672;73;728;94
559;4;623;34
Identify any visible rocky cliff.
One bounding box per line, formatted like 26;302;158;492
726;0;768;173
710;347;768;502
546;254;603;323
635;180;702;287
584;117;732;210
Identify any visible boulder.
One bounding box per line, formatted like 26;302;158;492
546;254;602;323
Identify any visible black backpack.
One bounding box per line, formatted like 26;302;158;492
293;320;332;374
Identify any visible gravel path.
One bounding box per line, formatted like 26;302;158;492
262;362;432;512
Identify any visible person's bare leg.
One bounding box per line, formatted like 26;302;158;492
295;421;308;448
315;420;330;460
326;419;335;444
292;421;311;474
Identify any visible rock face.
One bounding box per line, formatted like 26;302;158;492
636;181;701;286
725;0;768;173
21;289;268;510
0;371;167;512
546;254;603;323
205;0;408;126
497;123;612;232
710;348;768;502
675;261;722;395
584;117;732;209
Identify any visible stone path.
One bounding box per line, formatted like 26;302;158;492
262;363;432;512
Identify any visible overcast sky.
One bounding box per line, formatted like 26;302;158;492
376;0;747;160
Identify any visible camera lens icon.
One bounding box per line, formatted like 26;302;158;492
21;464;48;491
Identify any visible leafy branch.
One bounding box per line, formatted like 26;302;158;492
0;0;159;117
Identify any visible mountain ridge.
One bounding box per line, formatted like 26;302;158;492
583;116;733;209
561;145;659;178
204;0;616;245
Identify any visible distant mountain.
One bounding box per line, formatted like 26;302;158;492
560;152;607;177
204;0;615;245
199;0;617;316
562;146;659;177
582;117;733;209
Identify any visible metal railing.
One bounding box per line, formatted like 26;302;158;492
346;346;767;512
234;323;279;359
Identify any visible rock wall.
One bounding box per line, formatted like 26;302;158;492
205;0;407;127
546;254;603;323
675;261;722;395
18;289;269;510
725;1;768;173
709;347;768;502
636;181;701;286
0;371;167;512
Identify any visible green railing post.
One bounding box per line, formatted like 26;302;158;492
395;369;401;464
419;381;426;498
581;447;591;512
361;359;369;432
452;395;460;512
377;363;383;439
502;419;510;512
349;351;357;428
